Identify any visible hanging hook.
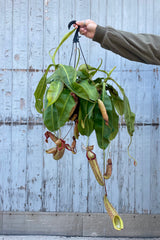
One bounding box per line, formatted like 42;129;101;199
68;20;80;43
68;20;88;69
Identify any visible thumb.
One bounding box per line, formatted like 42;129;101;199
76;21;85;27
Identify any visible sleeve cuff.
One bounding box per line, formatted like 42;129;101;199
93;25;107;44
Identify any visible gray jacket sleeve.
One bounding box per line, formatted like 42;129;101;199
93;25;160;65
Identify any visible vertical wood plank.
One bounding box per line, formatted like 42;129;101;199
75;0;90;66
43;0;59;68
72;135;88;212
12;72;28;122
28;0;44;70
109;132;120;213
10;125;27;211
142;126;151;213
25;125;44;211
146;0;154;34
106;0;123;71
0;71;12;122
87;132;105;213
135;71;153;124
56;125;73;212
150;68;160;213
121;0;139;70
117;126;129;213
89;0;107;74
58;0;76;66
0;0;13;69
42;128;58;212
134;125;143;214
0;125;12;210
12;0;28;69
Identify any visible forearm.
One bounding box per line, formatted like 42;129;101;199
93;25;160;65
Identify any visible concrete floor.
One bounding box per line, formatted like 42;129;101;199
0;237;160;240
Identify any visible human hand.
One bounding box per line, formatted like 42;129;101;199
74;19;97;39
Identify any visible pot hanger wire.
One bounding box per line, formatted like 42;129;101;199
68;20;88;69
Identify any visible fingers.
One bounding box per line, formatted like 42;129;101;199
79;28;87;35
73;19;96;39
76;20;86;27
73;21;86;32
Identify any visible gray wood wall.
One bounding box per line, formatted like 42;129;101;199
0;0;160;214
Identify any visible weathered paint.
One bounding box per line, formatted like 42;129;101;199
0;0;160;214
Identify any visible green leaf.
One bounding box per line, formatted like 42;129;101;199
112;95;124;115
107;78;135;136
51;29;75;66
53;64;77;86
78;99;95;136
124;95;135;136
78;64;95;72
77;70;89;80
106;83;124;115
34;64;53;113
43;88;76;131
106;83;118;96
53;64;98;101
94;84;114;150
109;100;119;141
47;80;64;106
78;59;103;79
46;73;54;84
102;83;112;111
78;80;99;101
94;102;112;150
43;99;59;131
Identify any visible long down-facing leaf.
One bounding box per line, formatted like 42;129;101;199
123;95;135;136
78;99;95;137
78;80;99;101
106;83;124;115
51;29;75;66
109;100;119;141
34;64;53;113
107;78;135;136
47;80;64;107
43;88;76;131
94;102;112;150
94;84;114;149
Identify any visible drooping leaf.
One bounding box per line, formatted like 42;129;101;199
47;80;64;106
78;99;95;136
94;101;112;150
46;73;54;84
112;95;124;115
108;78;135;136
124;95;135;136
78;80;99;101
77;70;89;80
43;98;59;131
102;83;112;111
34;64;53;113
43;88;76;131
94;84;114;150
52;64;76;86
106;83;124;115
106;83;118;96
109;100;119;141
50;29;75;66
53;64;98;101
